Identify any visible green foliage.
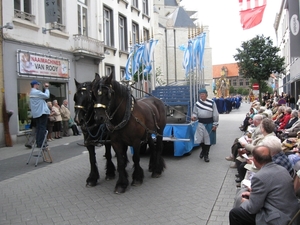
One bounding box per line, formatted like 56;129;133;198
242;89;249;96
229;86;235;94
233;35;285;102
237;87;244;95
155;67;166;86
133;66;151;82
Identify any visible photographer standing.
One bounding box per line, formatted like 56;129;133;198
29;80;50;148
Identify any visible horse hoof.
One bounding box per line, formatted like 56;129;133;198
114;187;126;194
131;180;143;186
151;172;161;178
86;182;97;187
105;175;115;181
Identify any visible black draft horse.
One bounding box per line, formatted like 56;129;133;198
92;73;167;194
73;79;116;186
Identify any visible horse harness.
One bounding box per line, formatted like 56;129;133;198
75;85;110;145
93;83;162;138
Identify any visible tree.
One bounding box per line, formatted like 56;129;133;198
237;87;244;95
133;65;151;83
233;35;285;103
229;86;235;94
242;89;249;96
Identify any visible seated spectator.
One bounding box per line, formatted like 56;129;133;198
69;117;81;136
278;109;300;140
272;105;285;122
281;134;300;153
229;145;298;225
287;147;300;167
226;114;264;164
235;118;276;187
276;107;292;132
240;107;257;132
233;136;294;208
266;136;294;177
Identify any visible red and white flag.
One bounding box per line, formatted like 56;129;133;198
239;0;267;30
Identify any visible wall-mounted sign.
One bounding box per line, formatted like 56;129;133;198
17;50;69;78
288;0;300;57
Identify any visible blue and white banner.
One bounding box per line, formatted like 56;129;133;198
182;33;206;76
124;39;158;81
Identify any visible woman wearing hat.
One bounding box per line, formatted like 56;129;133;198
191;88;219;162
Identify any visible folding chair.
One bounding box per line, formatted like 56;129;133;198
26;130;52;166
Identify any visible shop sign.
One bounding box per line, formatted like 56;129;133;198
17;50;69;78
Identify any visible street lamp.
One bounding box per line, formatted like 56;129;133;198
42;22;60;34
0;22;13;30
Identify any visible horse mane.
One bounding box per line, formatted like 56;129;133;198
111;79;129;99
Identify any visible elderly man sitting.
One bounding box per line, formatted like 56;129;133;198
229;145;298;225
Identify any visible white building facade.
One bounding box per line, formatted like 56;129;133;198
274;0;300;98
0;0;212;146
1;0;155;145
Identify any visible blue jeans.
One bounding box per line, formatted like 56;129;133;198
35;114;48;148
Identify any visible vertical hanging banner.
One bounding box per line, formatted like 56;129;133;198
45;0;58;23
288;0;300;57
239;0;267;30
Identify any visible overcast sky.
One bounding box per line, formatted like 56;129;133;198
180;0;282;65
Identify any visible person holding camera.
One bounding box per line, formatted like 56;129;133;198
29;80;50;149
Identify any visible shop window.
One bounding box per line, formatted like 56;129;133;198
17;79;66;131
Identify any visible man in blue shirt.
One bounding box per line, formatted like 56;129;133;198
29;80;50;148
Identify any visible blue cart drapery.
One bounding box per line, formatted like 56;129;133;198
163;122;198;156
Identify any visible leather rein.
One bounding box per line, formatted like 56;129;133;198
93;82;161;137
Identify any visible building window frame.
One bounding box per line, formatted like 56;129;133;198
120;67;125;81
233;79;237;86
77;0;88;36
132;22;139;45
132;0;138;8
14;0;35;23
14;0;31;14
104;6;114;47
143;28;149;42
142;0;148;15
105;65;115;78
119;14;127;51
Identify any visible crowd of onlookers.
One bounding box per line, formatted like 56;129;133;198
226;91;300;224
25;99;80;149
